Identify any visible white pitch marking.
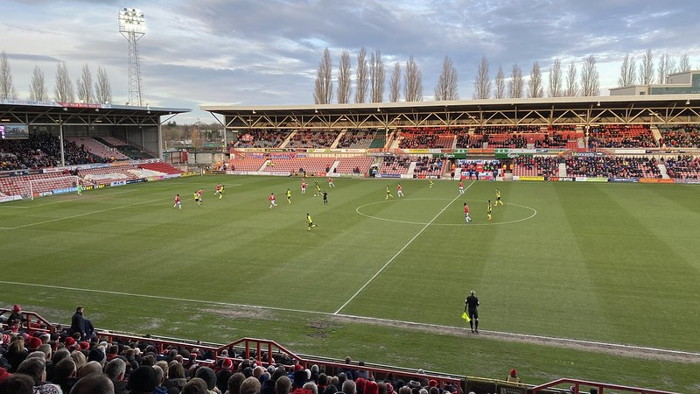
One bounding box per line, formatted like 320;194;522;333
334;182;475;314
1;279;697;359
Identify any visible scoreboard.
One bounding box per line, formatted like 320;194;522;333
0;124;29;140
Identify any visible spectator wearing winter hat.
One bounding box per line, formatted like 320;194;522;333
88;348;106;367
8;305;25;328
364;381;379;394
0;367;11;384
506;369;520;383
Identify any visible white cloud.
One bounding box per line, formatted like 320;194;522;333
1;0;700;123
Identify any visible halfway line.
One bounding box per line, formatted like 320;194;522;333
333;181;475;315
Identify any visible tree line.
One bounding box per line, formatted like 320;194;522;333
313;48;694;103
0;50;112;104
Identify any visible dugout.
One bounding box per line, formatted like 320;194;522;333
0;100;188;163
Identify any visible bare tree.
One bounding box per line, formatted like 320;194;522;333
618;54;637;87
657;52;676;84
638;49;654;84
95;66;112;104
580;55;600;96
76;64;94;103
404;55;423;102
679;54;691;72
473;56;490;99
313;48;333;104
565;61;578;96
528;61;543;98
548;58;563;97
389;62;401;102
369;49;385;103
508;64;523;98
337;51;352;104
494;65;505;99
0;51;16;100
29;65;48;101
54;62;75;102
355;47;368;103
434;56;458;101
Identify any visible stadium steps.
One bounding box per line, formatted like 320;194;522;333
658;163;670;179
328;160;340;173
406;161;417;177
559;162;567;177
330;131;345;149
279;131;296;148
650;126;663;144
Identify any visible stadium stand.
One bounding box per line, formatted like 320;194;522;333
378;156;411;175
228;157;268;172
263;157;335;175
663;155;700;179
658;125;700;148
336;130;378;149
333;156;373;174
398;128;455;149
512;156;560;178
138;162;184;175
565;156;661;178
587;124;657;148
286;130;338;148
413;156;446;177
0;172;77;197
67;136;131;161
233;129;290;148
0;133;101;170
368;132;388;149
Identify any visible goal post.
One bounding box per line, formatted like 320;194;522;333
28;175;81;200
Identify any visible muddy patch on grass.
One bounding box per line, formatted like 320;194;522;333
330;315;700;364
202;306;272;320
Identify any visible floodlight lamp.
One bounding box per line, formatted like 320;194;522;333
119;8;146;34
686;99;691;105
596;101;600;106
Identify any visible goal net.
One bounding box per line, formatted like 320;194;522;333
28;175;81;200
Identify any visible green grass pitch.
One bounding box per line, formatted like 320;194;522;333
1;176;699;391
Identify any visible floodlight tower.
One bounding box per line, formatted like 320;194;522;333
118;8;146;106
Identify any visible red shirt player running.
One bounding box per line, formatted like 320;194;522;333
463;203;472;223
173;194;181;209
268;193;277;209
301;180;307;194
328;177;335;188
458;181;465;194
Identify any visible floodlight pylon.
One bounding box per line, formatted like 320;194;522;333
118;8;146;106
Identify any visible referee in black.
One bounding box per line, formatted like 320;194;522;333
465;290;480;333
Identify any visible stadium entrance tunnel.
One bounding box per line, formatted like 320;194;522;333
355;198;537;226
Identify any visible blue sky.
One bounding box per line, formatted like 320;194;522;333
2;0;700;123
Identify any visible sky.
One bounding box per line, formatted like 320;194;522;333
2;0;700;124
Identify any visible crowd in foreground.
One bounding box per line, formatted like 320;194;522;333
1;305;476;394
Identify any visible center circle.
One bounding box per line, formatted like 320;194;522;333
355;198;537;226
